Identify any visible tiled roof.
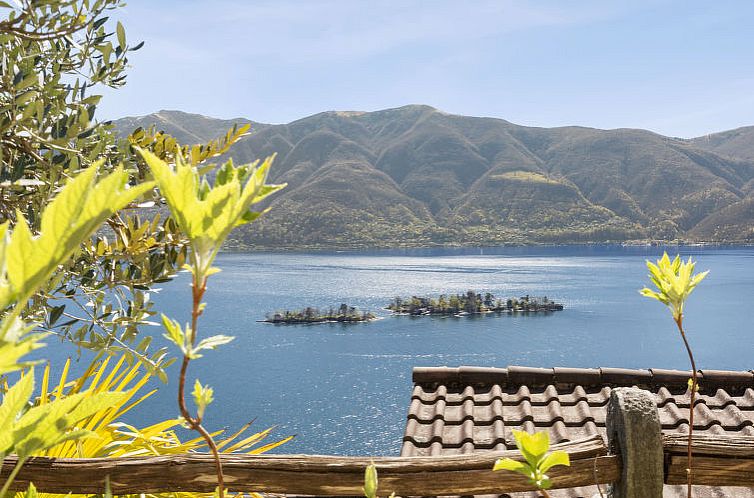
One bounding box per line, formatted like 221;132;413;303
401;365;754;498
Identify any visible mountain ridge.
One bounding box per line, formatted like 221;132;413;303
113;105;754;249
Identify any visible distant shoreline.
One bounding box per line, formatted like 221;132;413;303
220;241;754;256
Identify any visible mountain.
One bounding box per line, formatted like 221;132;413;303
691;126;754;161
112;110;267;145
114;106;754;248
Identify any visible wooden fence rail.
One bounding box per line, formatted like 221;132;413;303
3;434;754;495
0;435;618;495
663;434;754;487
2;389;754;496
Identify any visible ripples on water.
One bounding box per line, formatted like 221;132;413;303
42;245;754;455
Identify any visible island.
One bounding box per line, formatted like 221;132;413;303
386;291;563;316
262;303;377;324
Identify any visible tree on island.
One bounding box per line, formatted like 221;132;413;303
387;291;563;316
265;304;376;324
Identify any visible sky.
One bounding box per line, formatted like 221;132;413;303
98;0;754;138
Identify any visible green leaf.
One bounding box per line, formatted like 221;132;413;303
16;72;38;92
0;319;46;375
192;379;214;419
137;148;283;278
538;450;570;473
492;457;527;472
640;252;709;320
512;429;549;467
161;314;186;352
0;370;35;455
48;305;65;326
116;21;126;48
194;334;234;353
2;164;154;310
22;482;38;498
538;475;553;489
13;392;126;457
363;463;378;498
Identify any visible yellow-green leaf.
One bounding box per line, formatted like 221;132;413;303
492;457;527;472
363;463;378;498
538;450;570;473
0;370;35;455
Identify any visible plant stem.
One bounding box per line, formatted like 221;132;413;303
539;490;552;498
0;456;27;498
675;315;695;498
177;276;225;498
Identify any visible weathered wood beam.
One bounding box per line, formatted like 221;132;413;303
663;433;754;457
665;456;754;487
663;433;754;486
0;435;619;495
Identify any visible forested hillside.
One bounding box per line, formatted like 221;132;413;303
115;106;754;248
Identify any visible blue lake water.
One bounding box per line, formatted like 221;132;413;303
42;245;754;455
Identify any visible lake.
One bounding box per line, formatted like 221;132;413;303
44;245;754;455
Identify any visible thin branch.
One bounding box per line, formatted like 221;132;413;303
177;276;225;498
676;315;696;498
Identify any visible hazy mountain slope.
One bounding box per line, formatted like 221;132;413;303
691;126;754;161
449;169;644;245
690;196;754;242
525;128;749;235
237;159;441;249
114;106;754;249
113;110;264;145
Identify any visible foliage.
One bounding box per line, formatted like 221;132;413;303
142;148;284;497
362;463;394;498
0;131;288;497
0;2;290;497
265;304;375;324
0;164;158;495
640;252;708;498
0;0;163;367
640;253;708;321
0;0;257;371
387;292;562;316
138;148;282;280
0;164;151;314
21;354;291;498
0;0;134;196
492;430;570;496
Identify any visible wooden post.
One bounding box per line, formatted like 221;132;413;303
606;387;663;498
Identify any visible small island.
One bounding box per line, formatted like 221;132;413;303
262;303;377;324
386;291;563;316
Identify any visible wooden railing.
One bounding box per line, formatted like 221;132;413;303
1;389;753;497
663;433;754;487
0;435;618;495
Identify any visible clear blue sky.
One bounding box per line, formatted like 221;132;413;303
98;0;754;138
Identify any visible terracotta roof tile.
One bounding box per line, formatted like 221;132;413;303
553;366;600;386
402;365;754;498
507;365;555;386
600;366;652;385
650;367;697;386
